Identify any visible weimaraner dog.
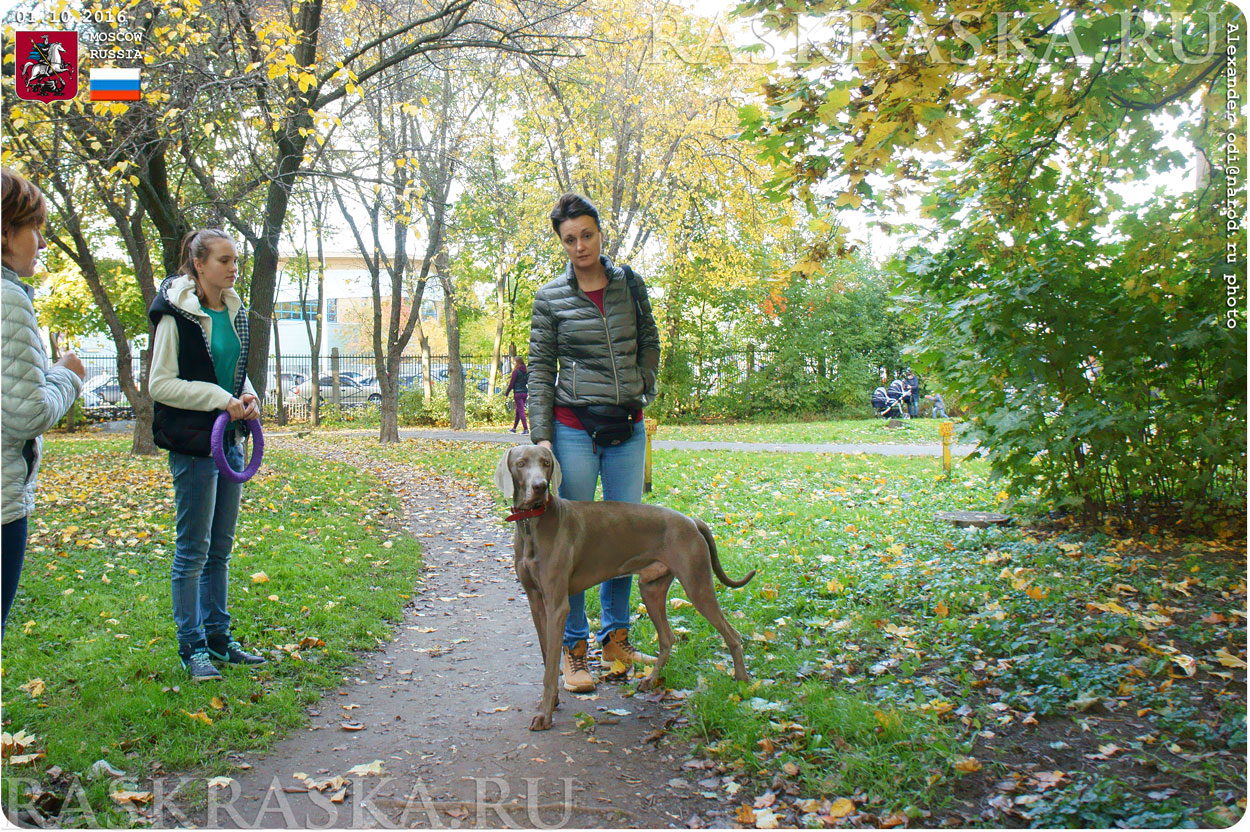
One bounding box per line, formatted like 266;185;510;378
494;443;756;731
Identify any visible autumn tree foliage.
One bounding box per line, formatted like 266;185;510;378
737;0;1246;527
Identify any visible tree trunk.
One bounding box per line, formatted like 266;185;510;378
131;349;158;455
489;255;507;396
440;249;466;430
273;319;287;426
379;352;400;443
418;324;433;400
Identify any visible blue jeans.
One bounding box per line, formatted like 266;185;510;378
169;445;244;647
2;517;29;634
553;419;646;648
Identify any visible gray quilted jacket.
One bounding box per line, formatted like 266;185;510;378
527;256;660;444
2;266;82;524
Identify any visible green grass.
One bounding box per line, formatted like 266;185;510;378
269;410;968;447
654;417;966;445
356;435;1245;824
1;435;422;824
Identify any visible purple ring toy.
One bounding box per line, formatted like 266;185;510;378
211;411;264;483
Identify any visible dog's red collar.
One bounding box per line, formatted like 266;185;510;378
506;495;551;522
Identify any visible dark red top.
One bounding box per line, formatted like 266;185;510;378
554;288;642;431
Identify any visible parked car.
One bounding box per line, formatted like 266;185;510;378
82;373;127;405
288;375;382;405
268;371;306;393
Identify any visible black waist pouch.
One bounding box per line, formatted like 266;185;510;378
571;405;635;448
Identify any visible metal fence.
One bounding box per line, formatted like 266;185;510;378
75;352;513;421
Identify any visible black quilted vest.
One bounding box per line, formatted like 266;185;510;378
147;280;249;457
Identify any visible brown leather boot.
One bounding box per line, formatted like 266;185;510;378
602;628;657;666
561;639;596;692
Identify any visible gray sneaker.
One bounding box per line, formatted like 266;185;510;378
206;634;267;665
179;646;223;682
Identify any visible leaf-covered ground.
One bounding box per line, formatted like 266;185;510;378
2;432;1243;828
0;436;422;825
362;437;1247;828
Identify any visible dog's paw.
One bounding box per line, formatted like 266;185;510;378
529;713;552;731
637;672;663;692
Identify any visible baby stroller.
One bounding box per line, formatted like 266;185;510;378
872;380;910;419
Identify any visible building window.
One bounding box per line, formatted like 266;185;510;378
326;298;337;323
273;301;319;321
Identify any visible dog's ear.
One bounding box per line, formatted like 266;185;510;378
547;449;562;496
493;447;515;500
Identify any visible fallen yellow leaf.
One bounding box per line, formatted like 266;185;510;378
110;790;153;806
19;679;45;697
182;709;213;726
935;600;949;618
250;571;269;584
346;760;385;777
1215;647;1247;668
829;798;855;818
954;756;981;773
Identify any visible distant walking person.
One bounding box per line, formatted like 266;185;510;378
2;167;85;633
148;228;266;681
905;369;922;418
504;357;529;434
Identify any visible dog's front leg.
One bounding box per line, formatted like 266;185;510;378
523;584;548;664
532;594;569;731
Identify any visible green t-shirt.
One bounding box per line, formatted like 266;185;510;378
205;307;241;395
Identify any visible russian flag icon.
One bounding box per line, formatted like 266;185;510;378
89;67;140;101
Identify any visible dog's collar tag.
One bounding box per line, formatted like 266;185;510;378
506;495;551;522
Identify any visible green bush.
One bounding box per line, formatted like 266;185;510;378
902;217;1246;530
398;387;512;427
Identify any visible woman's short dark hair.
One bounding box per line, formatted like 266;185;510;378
1;167;48;235
550;194;600;234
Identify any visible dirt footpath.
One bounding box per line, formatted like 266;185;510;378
182;441;728;829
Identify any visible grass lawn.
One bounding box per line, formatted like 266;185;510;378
0;435;422;826
653;417;966;446
360;435;1247;828
266;406;968;446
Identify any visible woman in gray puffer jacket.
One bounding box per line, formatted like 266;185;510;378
527;193;661;694
1;167;85;632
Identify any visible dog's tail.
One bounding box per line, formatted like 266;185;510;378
696;518;756;588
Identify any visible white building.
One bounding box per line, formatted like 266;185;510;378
271;251;441;358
